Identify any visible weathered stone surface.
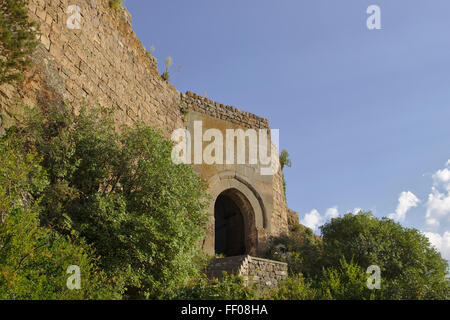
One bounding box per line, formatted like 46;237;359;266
208;255;288;289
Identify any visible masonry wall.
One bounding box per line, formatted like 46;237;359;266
208;255;288;289
0;0;289;254
0;0;183;138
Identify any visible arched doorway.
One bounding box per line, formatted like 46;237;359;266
205;173;268;257
214;192;246;256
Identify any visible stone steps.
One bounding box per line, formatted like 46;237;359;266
207;255;288;288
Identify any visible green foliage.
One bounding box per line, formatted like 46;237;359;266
0;0;39;84
316;258;377;300
14;104;210;299
266;215;322;278
268;274;316;300
109;0;124;10
320;212;449;299
279;150;291;171
279;150;291;199
267;211;449;300
176;273;256;300
161;56;172;82
0;133;121;299
267;260;377;300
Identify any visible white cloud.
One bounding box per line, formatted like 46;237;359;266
301;209;323;232
426;160;450;228
353;207;363;214
434;168;450;187
423;231;450;262
301;206;341;233
325;206;340;219
388;191;420;222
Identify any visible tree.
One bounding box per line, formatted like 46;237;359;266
15;104;210;299
0;132;121;299
320;212;449;299
0;0;39;84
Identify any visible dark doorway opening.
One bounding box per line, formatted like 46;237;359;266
214;192;246;256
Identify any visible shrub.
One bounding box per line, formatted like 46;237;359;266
161;57;172;82
268;274;316;300
316;258;377;300
14;104;210;299
266;214;322;278
267;211;449;300
0;133;121;299
176;273;256;300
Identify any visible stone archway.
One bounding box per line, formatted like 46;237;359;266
214;191;246;256
203;172;269;256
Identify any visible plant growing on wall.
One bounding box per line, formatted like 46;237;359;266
0;0;39;85
109;0;124;10
279;150;292;199
179;104;190;122
161;56;173;82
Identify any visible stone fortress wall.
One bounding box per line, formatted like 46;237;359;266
0;0;289;258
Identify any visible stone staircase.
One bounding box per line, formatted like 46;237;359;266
207;255;288;288
207;255;249;280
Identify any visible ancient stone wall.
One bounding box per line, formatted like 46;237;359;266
181;92;269;130
0;0;289;255
0;0;183;138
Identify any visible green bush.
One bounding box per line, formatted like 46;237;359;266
14;104;209;299
0;0;39;84
268;274;316;300
267;211;449;300
176;272;256;300
316;258;377;300
320;212;449;299
0;133;121;299
266;215;322;278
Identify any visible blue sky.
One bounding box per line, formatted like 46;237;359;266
124;0;450;260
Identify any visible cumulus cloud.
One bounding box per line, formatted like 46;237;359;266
301;206;340;233
353;208;363;215
425;160;450;228
301;209;323;232
388;191;420;222
423;231;450;262
325;206;340;219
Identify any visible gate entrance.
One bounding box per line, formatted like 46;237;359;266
214;192;246;256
